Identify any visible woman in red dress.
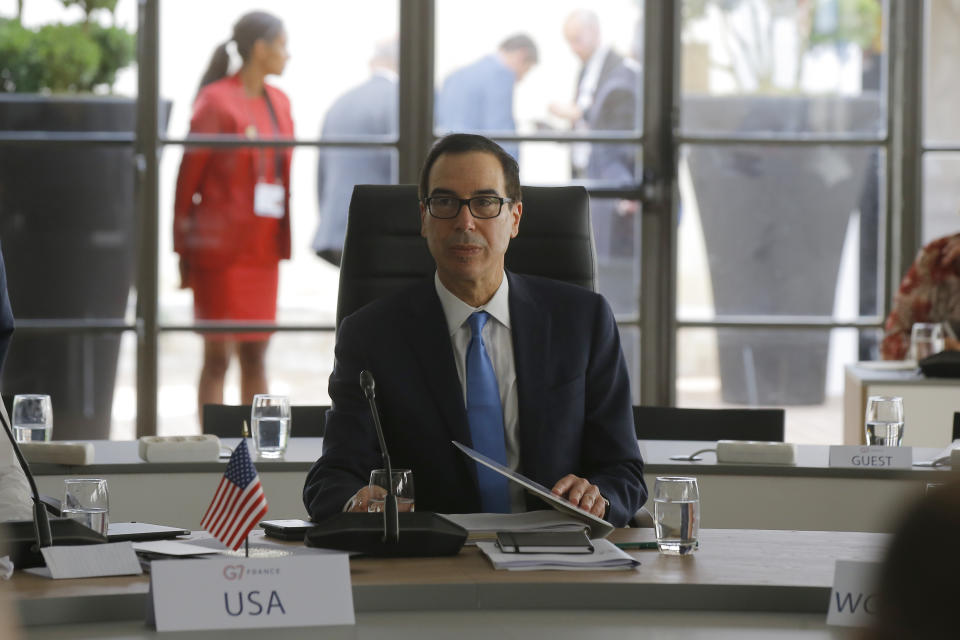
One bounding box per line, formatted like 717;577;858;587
174;11;293;416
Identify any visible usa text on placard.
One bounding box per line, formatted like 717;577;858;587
150;554;354;631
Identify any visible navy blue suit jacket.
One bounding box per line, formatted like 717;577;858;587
0;244;13;370
302;272;646;527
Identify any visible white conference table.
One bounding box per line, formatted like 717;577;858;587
30;438;952;533
13;528;881;639
843;363;960;445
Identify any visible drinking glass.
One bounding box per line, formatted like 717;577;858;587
250;394;291;458
864;395;904;446
367;469;415;513
909;322;945;360
653;476;699;555
12;394;53;443
62;478;109;536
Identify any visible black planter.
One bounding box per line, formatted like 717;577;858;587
684;95;880;405
0;95;167;440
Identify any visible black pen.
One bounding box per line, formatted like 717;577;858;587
614;541;658;550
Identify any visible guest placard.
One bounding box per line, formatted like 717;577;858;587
828;445;912;470
150;554;354;631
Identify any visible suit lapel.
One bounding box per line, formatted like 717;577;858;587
508;273;551;481
400;280;473;450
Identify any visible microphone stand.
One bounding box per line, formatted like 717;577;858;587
360;370;399;543
0;400;52;551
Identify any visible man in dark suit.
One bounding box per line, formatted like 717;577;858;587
0;242;30;523
0;244;12;369
303;134;646;527
550;9;640;273
312;39;398;267
435;34;538;161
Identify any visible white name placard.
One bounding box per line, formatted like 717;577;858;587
150;554;355;632
828;445;912;470
826;560;880;627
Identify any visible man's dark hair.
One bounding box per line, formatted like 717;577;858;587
418;134;521;202
499;33;538;64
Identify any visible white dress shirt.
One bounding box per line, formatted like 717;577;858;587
434;272;524;512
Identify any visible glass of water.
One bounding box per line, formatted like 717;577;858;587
11;394;53;443
251;394;291;458
909;322;945;360
367;469;415;513
62;478;109;536
654;476;699;556
865;395;904;446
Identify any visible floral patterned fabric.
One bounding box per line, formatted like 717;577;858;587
881;233;960;360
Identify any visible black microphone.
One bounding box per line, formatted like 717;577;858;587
359;370;398;543
305;370;467;557
0;401;105;568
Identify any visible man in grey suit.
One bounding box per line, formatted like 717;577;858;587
312;39;398;267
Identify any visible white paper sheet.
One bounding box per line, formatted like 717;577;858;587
39;542;142;579
131;540;222;556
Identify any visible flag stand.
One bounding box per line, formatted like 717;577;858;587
243;419;251;558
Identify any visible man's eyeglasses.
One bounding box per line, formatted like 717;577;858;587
423;195;514;219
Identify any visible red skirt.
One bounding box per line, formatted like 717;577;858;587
191;263;278;342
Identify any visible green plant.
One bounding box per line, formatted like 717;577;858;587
0;0;134;93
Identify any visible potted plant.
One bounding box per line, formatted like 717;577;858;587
0;0;158;440
681;0;882;405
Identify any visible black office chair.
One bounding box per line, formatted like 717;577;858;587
953;412;960;441
201;404;328;438
633;406;785;442
336;184;595;327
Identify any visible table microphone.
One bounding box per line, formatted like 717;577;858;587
0;401;105;568
305;370;467;557
360;370;399;543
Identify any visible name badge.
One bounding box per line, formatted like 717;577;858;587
150;554;354;632
826;560;880;627
828;445;912;470
254;181;285;218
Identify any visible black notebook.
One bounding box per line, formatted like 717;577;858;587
495;530;594;554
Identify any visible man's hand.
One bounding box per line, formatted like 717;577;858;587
548;102;583;123
178;257;190;290
345;485;387;512
551;474;607;518
945;336;960;352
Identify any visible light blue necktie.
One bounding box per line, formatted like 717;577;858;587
465;311;510;513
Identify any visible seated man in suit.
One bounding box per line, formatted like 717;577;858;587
0;244;31;523
303;134;646;527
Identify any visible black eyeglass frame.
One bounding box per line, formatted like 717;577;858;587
422;195;516;219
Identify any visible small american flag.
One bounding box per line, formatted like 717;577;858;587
200;439;268;550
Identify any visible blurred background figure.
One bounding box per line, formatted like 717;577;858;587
173;11;294;418
312;37;399;267
865;480;960;639
435;33;539;160
880;231;960;359
550;8;640;265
